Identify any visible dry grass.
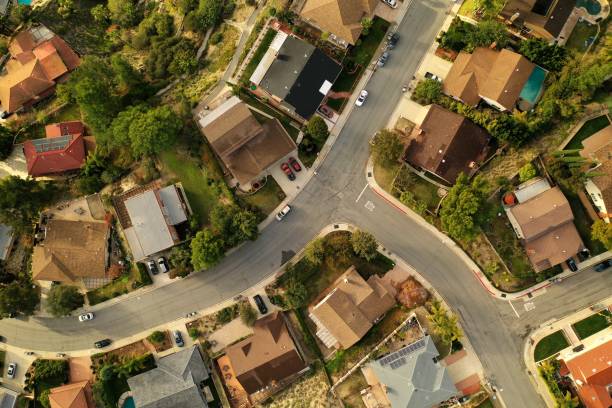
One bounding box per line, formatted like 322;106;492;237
335;371;368;408
263;367;341;408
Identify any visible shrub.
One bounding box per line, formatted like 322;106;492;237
396;277;429;308
147;330;165;344
188;327;199;340
239;302;257;327
216;305;237;324
209;31;223;45
412;79;442;105
519;163;537;182
351;230;378;261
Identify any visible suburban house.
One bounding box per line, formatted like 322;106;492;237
442;47;541;112
0;386;18;408
128;346;212;408
299;0;377;47
113;182;191;262
0;25;80;115
504;177;585;272
500;0;579;43
48;381;94;408
361;336;458;408
558;337;612;408
31;219;110;285
402;104;491;184
579;124;611;223
309;266;396;350
23;121;88;177
224;312;307;395
250;30;342;120
199;96;296;190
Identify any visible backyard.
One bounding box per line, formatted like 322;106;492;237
565;114;610;150
16;103;83;143
565;20;599;54
262;364;340;408
334;370;368;408
239;176;285;216
458;0;505;19
571;310;611;340
561;186;606;255
534;331;569;362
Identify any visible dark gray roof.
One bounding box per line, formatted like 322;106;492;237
0;387;18;408
368;336;457;408
544;0;577;37
128;346;209;408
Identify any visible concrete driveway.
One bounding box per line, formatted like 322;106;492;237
2;349;36;389
269;153;307;198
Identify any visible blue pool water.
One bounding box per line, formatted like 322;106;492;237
122;397;136;408
520;66;547;104
576;0;602;15
17;0;32;5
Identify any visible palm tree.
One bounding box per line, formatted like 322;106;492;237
428;300;463;346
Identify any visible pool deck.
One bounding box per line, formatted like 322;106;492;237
576;0;610;23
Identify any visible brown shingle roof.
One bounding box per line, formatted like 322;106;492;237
403;105;490;183
49;381;93;408
309;266;396;349
443;48;534;110
32;220;109;283
300;0;377;45
225;312;305;394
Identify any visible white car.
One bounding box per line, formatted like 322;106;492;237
275;205;292;221
7;363;16;379
78;312;95;322
355;90;368;107
382;0;398;8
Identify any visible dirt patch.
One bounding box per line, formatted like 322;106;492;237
263;366;341;408
145;330;173;353
91;340;151;371
86;194;106;220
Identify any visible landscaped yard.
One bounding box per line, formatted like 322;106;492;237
566;20;599;54
239;177;285;216
87;258;152;306
593;88;612;110
565;114;611;150
335;370;368;408
392;166;443;212
458;0;505;19
572;310;611;340
534;331;569;362
262;364;340;408
561;186;606;255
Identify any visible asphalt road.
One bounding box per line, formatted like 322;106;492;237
2;1;611;407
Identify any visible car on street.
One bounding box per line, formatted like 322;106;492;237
173;330;184;347
146;260;158;275
7;363;16;379
94;339;112;349
377;51;389;67
78;312;95;322
566;258;578;272
387;32;400;49
288;157;301;172
594;259;611;272
382;0;398;8
253;294;268;315
280;162;296;181
275;205;292;221
355;90;368;107
425;72;442;82
157;257;169;273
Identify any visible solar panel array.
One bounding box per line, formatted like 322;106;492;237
32;135;71;153
379;338;427;369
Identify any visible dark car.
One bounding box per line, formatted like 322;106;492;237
146;260;159;275
173;330;184;347
566;258;578;272
594;259;611;272
377;51;389;67
387;32;399;49
253;294;268;315
281;163;295;181
94;339;112;349
288;157;301;172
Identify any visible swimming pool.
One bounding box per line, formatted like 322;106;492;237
122;397;136;408
17;0;32;5
519;66;547;105
576;0;602;15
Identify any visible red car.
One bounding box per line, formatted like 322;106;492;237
288;157;301;172
281;163;296;181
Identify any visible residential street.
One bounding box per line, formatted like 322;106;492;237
1;1;611;407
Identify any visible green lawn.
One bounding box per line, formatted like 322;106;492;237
534;331;569;362
572;310;611;340
565;115;610;150
477;399;494;408
240;176;285;216
593;88;612;110
458;0;505;18
566;20;599;54
392;166;442;211
561;187;606;255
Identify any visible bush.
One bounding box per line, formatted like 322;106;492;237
239;302;257;327
412;79;442;105
33;359;68;382
215;305;237;324
396;277;429;308
370;129;403;168
518;38;568;72
519;162;537;182
306;116;329;144
0;126;14;161
147;330;165;344
209;31;223;45
188;327;199;340
351;230;378;261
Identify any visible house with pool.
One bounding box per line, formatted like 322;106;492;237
443;47;547;112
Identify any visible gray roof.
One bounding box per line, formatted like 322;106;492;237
0;224;13;260
368;336;457;408
128;346;210;408
259;36;315;100
0;387;18;408
158;185;188;225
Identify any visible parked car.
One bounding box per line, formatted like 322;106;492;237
377;51;389;67
288;157;302;172
275;205;292;221
146;260;159;275
382;0;398;8
78;312;95;322
566;258;578;272
280;162;296;181
355;90;368;107
157;257;169;273
253;294;268;315
7;363;16;379
173;330;184;347
94;339;112;349
425;72;442;82
387;32;400;49
594;259;611;272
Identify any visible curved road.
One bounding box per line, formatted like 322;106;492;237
2;1;611;407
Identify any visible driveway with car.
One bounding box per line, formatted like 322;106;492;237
269;154;307;197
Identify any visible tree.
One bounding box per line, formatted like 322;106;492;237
304;238;326;265
591;220;612;250
518;162;537;182
110;55;150;101
147;330;165;344
108;0;140;27
210;204;258;247
360;17;373;35
396;277;429;308
284;276;308;309
0;177;57;231
127;106;183;158
57;0;75;18
306;116;329;143
413;79;442;104
188;327;199;340
46;285;84;317
518;38;568;72
169;244;193;278
0;125;14;160
239;302;257;327
556;392;579;408
468;20;509;51
90;4;110;25
39;389;51;408
440;173;488;241
191;229;225;270
0;282;39;318
370;129;403;168
427;299;463;346
351;230;378;261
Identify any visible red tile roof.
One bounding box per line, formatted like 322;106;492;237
564;340;612;408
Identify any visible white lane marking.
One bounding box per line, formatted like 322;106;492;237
509;301;520;318
356;184;369;202
365;201;375;211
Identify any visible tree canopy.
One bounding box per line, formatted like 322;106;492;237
427;299;463;345
518;38;568;72
437;18;509;53
371;129;404;168
0;125;14;161
0;282;39;318
591;220;612;250
190;229;225;270
209;204;259;247
351;230;378;261
518;162;537;182
439;173;488;241
0;177;57;231
46;285;84;317
108;0;141;27
413;79;442;105
306;116;330;143
239;302;257;327
304;238;326;266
